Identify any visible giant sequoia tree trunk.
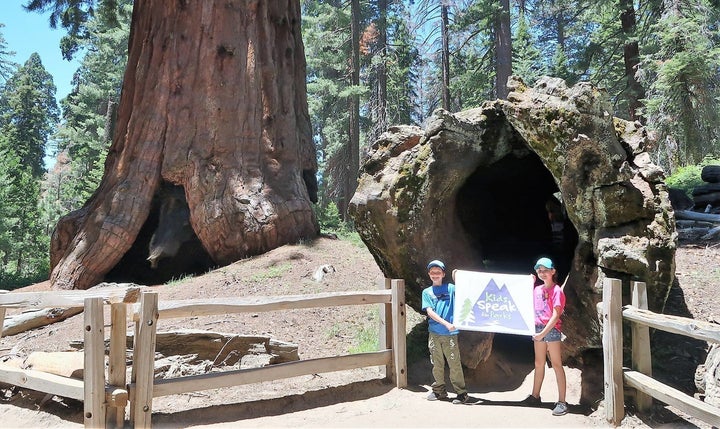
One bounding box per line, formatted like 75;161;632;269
50;1;318;290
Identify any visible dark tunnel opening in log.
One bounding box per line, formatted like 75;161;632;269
455;151;579;282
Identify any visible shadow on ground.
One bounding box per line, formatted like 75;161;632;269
152;379;396;427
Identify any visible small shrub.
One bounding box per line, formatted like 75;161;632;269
314;202;365;247
349;324;378;354
666;156;720;197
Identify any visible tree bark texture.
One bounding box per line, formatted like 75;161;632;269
51;1;318;290
494;0;513;100
440;2;451;109
620;0;645;122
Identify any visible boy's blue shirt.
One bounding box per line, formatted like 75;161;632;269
421;282;458;336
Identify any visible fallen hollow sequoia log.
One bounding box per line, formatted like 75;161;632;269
349;76;676;368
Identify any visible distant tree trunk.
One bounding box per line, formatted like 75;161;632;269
344;0;361;220
50;1;319;290
103;98;116;144
440;1;451;110
620;0;645;122
494;0;512;100
377;0;388;135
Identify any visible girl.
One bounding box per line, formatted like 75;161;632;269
523;257;568;416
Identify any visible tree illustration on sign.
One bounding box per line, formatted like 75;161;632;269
459;298;474;325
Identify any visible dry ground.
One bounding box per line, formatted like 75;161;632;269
0;236;718;428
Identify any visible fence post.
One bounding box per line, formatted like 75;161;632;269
131;292;158;429
390;279;407;388
602;277;624;425
84;297;106;428
378;278;393;380
0;307;5;338
631;281;653;412
107;302;128;428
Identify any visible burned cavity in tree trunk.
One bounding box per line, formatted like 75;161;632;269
106;182;214;285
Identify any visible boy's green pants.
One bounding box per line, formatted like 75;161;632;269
428;332;467;396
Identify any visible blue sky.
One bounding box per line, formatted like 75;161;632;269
1;1;80;100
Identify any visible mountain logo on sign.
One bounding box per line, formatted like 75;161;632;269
462;278;528;330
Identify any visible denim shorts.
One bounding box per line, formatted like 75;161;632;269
535;325;563;342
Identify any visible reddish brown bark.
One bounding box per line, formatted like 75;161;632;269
50;0;318;290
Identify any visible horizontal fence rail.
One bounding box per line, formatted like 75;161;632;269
602;278;720;427
0;279;407;429
149;350;393;398
129;279;406;428
621;306;720;344
134;290;393;321
0;285;140;429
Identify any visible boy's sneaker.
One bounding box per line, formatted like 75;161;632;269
552;401;569;416
520;394;541;406
426;391;448;401
452;393;469;404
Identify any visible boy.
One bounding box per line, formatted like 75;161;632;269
421;259;468;404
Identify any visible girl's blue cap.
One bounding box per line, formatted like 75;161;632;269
534;257;554;270
427;260;446;271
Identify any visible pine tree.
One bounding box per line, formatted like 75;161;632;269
385;7;421;126
513;7;544;86
42;0;131;228
0;53;58;284
302;0;353;216
638;0;720;172
450;0;496;109
0;53;59;178
0;24;18;82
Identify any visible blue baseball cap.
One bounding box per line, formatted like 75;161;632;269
534;257;554;270
427;260;446;271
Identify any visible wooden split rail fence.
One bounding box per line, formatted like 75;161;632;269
601;278;720;427
0;278;407;428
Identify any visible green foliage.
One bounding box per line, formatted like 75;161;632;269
638;0;720;171
349;322;379;353
315;201;344;231
512;9;545;87
665;156;720;196
0;53;57;284
313;202;364;246
0;53;59;177
0;24;18;82
40;0;131;236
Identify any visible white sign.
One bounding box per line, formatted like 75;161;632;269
453;270;535;335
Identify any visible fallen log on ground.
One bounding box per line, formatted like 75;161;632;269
1;307;83;337
23;351;85;379
675;210;720;223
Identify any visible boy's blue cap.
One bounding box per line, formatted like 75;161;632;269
427;260;446;271
534;257;554;270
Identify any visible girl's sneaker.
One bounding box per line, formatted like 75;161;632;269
552;401;569;416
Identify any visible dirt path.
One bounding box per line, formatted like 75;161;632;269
179;367;596;429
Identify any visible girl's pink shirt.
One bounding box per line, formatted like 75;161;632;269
533;284;566;330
